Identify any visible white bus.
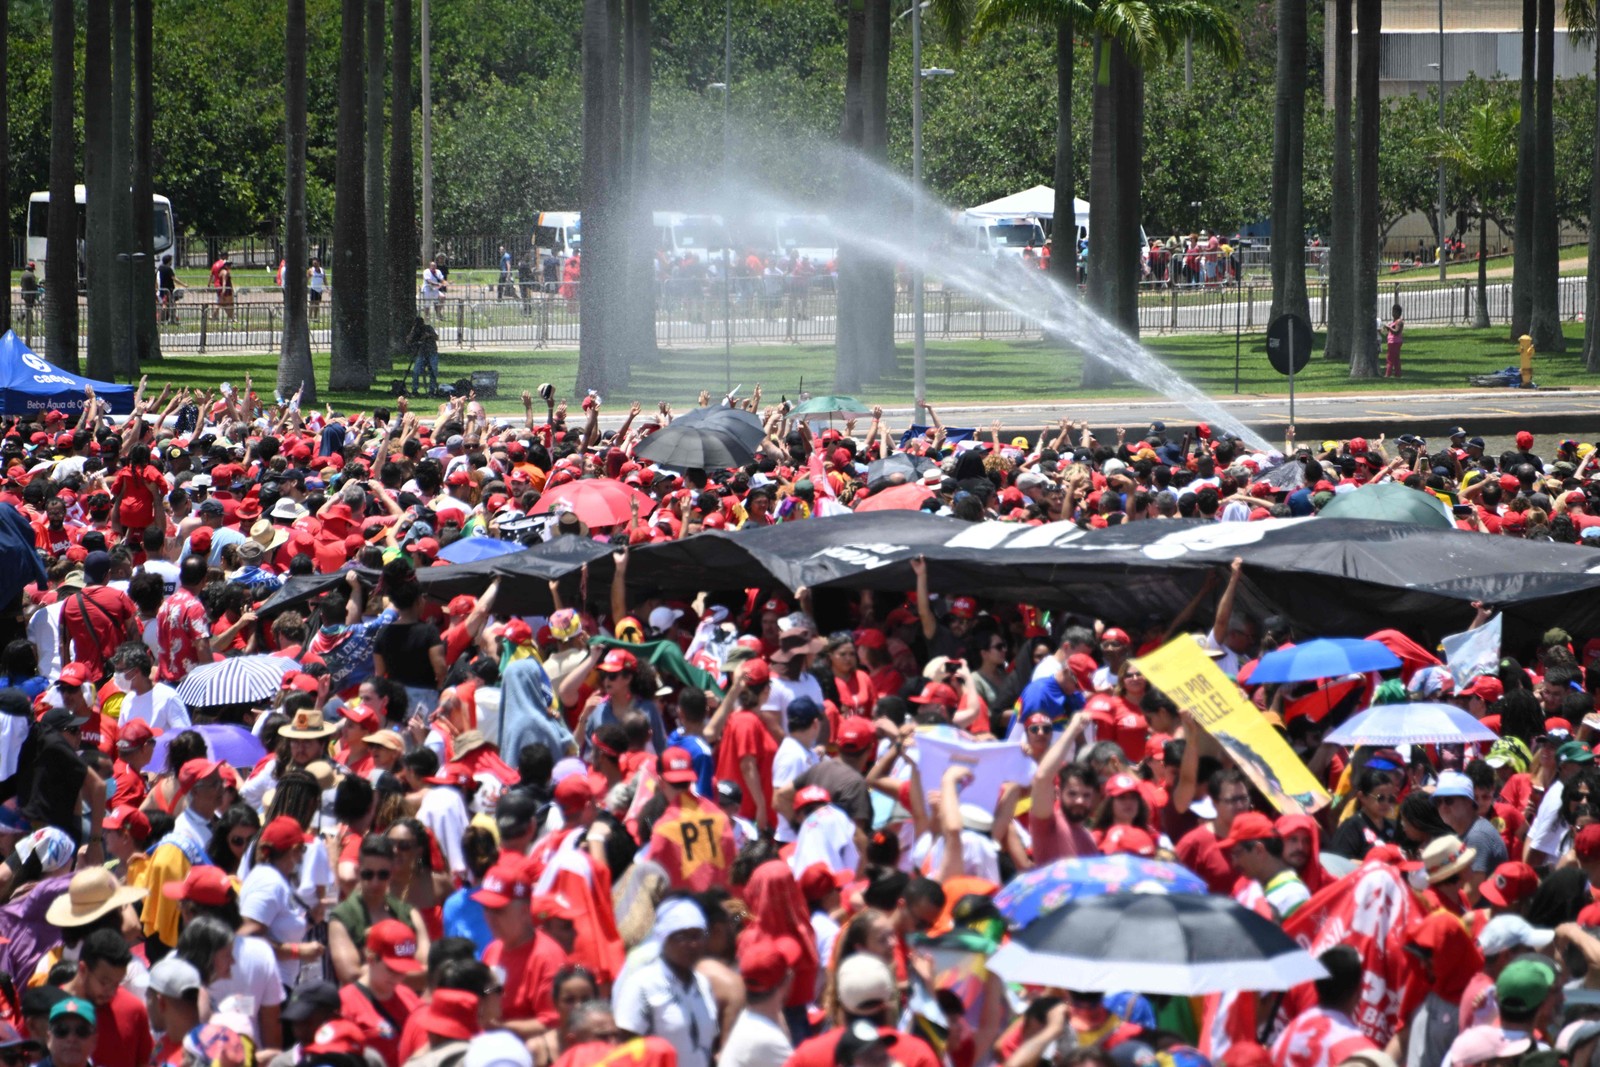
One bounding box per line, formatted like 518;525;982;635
25;186;176;281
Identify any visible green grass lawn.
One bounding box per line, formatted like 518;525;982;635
139;322;1599;415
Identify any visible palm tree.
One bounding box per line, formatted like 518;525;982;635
1569;0;1600;368
1269;0;1309;327
388;0;417;357
1528;0;1564;350
1426;103;1518;331
620;0;657;368
577;0;620;394
329;0;370;390
366;0;389;377
84;0;115;380
1323;0;1353;362
111;0;135;377
1510;0;1535;338
280;0;316;405
133;0;160;363
46;0;79;371
970;0;1095;294
1349;0;1380;378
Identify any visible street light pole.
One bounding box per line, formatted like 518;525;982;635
912;0;925;425
421;0;434;265
723;0;732;393
1436;0;1446;281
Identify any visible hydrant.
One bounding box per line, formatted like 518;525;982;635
1519;334;1535;387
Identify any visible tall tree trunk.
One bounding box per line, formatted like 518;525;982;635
1050;15;1076;293
329;0;370;390
1324;0;1354;361
1085;35;1112;386
1349;0;1381;378
1478;205;1492;330
621;0;655;370
133;0;159;363
834;0;866;394
1270;0;1309;326
1586;26;1600;367
576;0;620;393
1528;0;1563;351
281;0;316;404
46;0;79;371
366;0;389;376
1510;0;1535;338
0;0;8;331
84;0;115;380
388;0;416;357
111;0;135;378
1086;38;1140;382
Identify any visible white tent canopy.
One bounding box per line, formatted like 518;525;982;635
963;185;1088;221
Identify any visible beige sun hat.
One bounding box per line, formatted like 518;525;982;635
46;867;147;928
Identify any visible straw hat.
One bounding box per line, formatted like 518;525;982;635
250;519;289;553
1423;834;1477;885
452;731;492;759
280;708;338;740
46;867;147;928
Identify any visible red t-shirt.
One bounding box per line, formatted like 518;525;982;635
113;464;164;530
34;521;83;557
340;981;422;1067
61;585;139;680
442;622;474;664
786;1026;941;1067
713;709;778;825
1175;823;1238;896
484;928;569;1027
112;759;149;809
91;987;155;1067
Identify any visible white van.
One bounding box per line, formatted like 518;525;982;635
955;213;1047;259
532;211;581;258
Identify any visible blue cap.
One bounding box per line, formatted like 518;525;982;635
1433;770;1475;801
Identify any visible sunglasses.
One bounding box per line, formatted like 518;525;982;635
228;835;252;848
50;1025;92;1040
359;868;392;881
1027;725;1053;735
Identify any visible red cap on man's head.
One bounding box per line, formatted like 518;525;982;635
1517;430;1535;450
367;918;425;974
1217;812;1280;851
836;716;877;752
1577;824;1600;864
1478;861;1540;909
1461;675;1505;702
659;746;698;785
909;682;959;708
446;595;476;618
1101;628;1132;646
739;936;801;997
115;719;160;751
102;805;151;844
471;862;532;909
947;596;977;619
553;773;602;811
306;1022;366;1056
1100;825;1157;857
799;862;853;903
741;658;772;687
177;758;222;795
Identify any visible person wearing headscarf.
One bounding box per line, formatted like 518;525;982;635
737;860;821;1041
611;897;718;1067
495;656;574;767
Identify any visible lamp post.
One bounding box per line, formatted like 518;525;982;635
115;252;147;378
910;0;953;425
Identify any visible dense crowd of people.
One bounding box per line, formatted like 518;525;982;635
0;374;1597;1067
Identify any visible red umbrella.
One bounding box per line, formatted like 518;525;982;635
529;478;657;528
854;482;933;513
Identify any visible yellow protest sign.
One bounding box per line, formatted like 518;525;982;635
1134;637;1330;815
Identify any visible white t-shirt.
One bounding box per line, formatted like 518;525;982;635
418;785;471;876
768;674;825;725
120;683;193;732
28;601;64;682
239;864;308;988
789;804;860;876
207;935;287;1040
909;829;1001;883
718;1010;793;1067
809;911;841;999
139;560;181;597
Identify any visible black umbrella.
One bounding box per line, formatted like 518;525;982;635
672;406;766;451
866;452;937;492
986;892;1327;995
635;418;757;471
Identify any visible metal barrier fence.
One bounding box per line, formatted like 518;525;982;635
7;275;1587;358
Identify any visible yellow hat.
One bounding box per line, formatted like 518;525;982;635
1010;436;1029;449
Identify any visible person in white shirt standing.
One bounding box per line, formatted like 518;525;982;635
111;645;191;732
719;938;797;1067
612;898;718;1067
773;699;822;841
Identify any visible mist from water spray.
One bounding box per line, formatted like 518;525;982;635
705;146;1274;454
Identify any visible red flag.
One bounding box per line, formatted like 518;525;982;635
1278;860;1419;1045
532;832;625;985
642;791;736;891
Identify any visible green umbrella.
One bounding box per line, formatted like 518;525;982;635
791;394;871;418
1316;482;1454;529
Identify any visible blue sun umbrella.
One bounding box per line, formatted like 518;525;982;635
437;536;524;564
993;854;1207;928
1246;637;1402;684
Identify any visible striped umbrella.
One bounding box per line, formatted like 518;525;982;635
175;655;297;709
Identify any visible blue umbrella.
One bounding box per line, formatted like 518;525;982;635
438;536;523;565
1323;701;1498;747
149;723;268;770
993;854;1207;928
1247;638;1401;684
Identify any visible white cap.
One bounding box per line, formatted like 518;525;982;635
648;605;684;633
1432;770;1475;801
463;1031;534;1067
1477;913;1555;956
148;956;203;999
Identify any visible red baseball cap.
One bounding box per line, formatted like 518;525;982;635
115;719;161;751
1217;812;1279;851
102;805;151;844
836;717;877;752
795;785;832;808
909;682;959;707
306;1022;366;1056
1100;825;1157;857
553;773;603;811
342;702;380;730
946;596;977;619
530;892;584;924
854;629;887;651
741;658;772;687
739;936;801;997
58;662;93;688
258;815;307;853
367;918;425;974
1461;675;1504;702
598;648;638;673
660;746;698;785
1577;823;1600;864
1478;861;1539;909
799;862;853;903
1101;627;1132;646
1103;773;1141;798
161;865;235;905
177;758;223;795
446;595;476;618
425;762;475;789
471;862;532;909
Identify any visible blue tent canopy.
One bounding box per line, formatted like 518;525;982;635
0;331;135;416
